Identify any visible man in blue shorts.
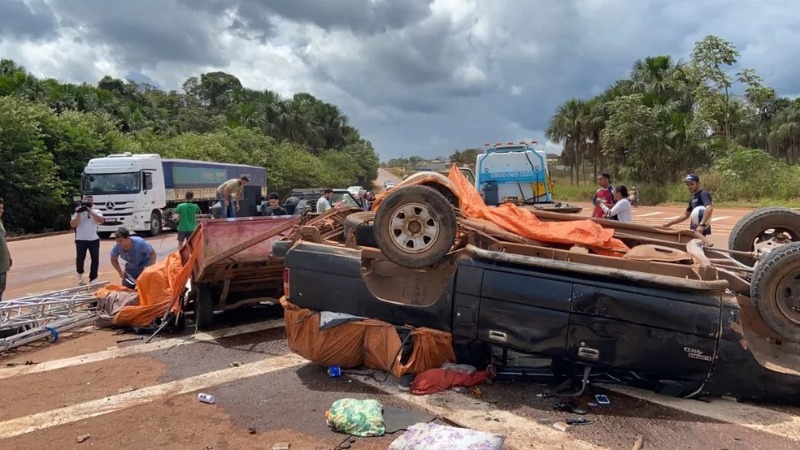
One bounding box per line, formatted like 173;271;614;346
110;227;157;289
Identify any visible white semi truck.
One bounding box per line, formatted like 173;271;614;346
81;153;267;238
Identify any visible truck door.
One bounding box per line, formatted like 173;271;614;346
567;282;720;387
476;264;572;358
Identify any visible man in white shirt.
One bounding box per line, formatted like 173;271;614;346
70;195;104;285
316;189;333;213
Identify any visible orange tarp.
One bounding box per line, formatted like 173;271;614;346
373;166;629;255
97;228;202;328
281;297;456;377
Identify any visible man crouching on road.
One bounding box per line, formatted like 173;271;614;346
110;227;157;289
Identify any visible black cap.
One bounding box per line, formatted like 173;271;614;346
114;227;131;238
685;174;700;183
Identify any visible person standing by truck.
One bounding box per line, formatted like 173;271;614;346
592;173;615;219
110;227;157;289
597;185;633;223
70;195;104;286
316;189;333;213
263;193;288;216
174;191;201;247
662;174;714;235
0;198;11;301
216;175;250;218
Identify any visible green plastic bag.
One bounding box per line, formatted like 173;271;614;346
325;398;385;437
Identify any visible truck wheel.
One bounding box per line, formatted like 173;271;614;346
194;283;215;331
729;207;800;265
751;242;800;342
343;211;378;248
148;211;162;237
98;232;112;239
373;185;457;269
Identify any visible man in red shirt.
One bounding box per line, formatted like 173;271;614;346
592;173;615;218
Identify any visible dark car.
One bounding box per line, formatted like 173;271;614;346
280;239;800;404
275;176;800;404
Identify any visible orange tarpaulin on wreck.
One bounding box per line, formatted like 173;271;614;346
281;297;456;377
373;166;630;255
95;228;202;328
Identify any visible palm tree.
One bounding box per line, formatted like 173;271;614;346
546;99;589;184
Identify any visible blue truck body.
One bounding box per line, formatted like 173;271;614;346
161;159;267;194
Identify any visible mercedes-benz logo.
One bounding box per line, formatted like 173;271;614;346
106;201;116;210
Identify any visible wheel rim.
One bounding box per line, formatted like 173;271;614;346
151;214;159;233
775;267;800;326
753;228;799;255
388;202;440;254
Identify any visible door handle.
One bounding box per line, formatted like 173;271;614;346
577;347;600;361
488;330;507;342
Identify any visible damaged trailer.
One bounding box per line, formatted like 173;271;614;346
275;166;800;404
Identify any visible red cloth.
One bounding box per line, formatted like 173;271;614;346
410;368;492;395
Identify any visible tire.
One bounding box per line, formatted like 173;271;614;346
148;211;162;237
750;242;800;342
343;211;378;248
373;185;457;269
194;283;215;331
98;232;112;239
728;207;800;265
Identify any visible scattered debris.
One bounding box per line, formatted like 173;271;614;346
272;443;291;450
197;393;216;404
325;398;385;437
76;434;91;443
552;422;571;432
388;423;504;449
230;361;242;367
595;394;610;405
116;337;143;343
632;435;644;450
554;400;588;415
247;427;256;434
118;386;136;394
328;365;342;377
5;360;35;367
565;418;592;426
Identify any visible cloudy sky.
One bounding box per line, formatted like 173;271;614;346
1;0;798;160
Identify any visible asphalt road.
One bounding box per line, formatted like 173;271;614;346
4;193;800;448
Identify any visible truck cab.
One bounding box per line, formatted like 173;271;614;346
82;153;165;237
475;141;553;206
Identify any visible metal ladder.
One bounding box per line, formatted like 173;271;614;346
0;281;109;353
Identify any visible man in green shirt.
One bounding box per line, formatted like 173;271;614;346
174;191;201;247
215;175;249;218
0;198;12;301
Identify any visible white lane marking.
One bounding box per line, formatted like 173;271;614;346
0;320;285;380
711;216;731;222
636;212;663;217
0;353;306;439
354;375;605;450
605;386;800;441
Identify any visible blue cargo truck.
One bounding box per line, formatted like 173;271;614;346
81;153;267;237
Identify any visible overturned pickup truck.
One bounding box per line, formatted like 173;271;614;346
277;168;800;404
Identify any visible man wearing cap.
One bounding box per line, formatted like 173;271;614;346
109;227;157;289
662;174;715;235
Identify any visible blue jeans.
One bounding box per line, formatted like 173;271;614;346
216;192;236;218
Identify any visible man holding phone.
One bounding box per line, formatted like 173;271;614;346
70;195;104;286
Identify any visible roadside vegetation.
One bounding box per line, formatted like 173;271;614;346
387;35;800;208
0;61;379;234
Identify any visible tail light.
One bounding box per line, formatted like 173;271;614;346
283;268;290;298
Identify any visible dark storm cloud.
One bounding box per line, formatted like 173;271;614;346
0;0;58;41
47;0;229;68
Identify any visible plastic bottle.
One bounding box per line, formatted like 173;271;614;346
327;365;342;377
198;393;216;404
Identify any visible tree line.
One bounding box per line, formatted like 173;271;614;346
544;34;800;197
0;60;379;234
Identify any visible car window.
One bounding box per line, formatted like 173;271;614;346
332;192;359;207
